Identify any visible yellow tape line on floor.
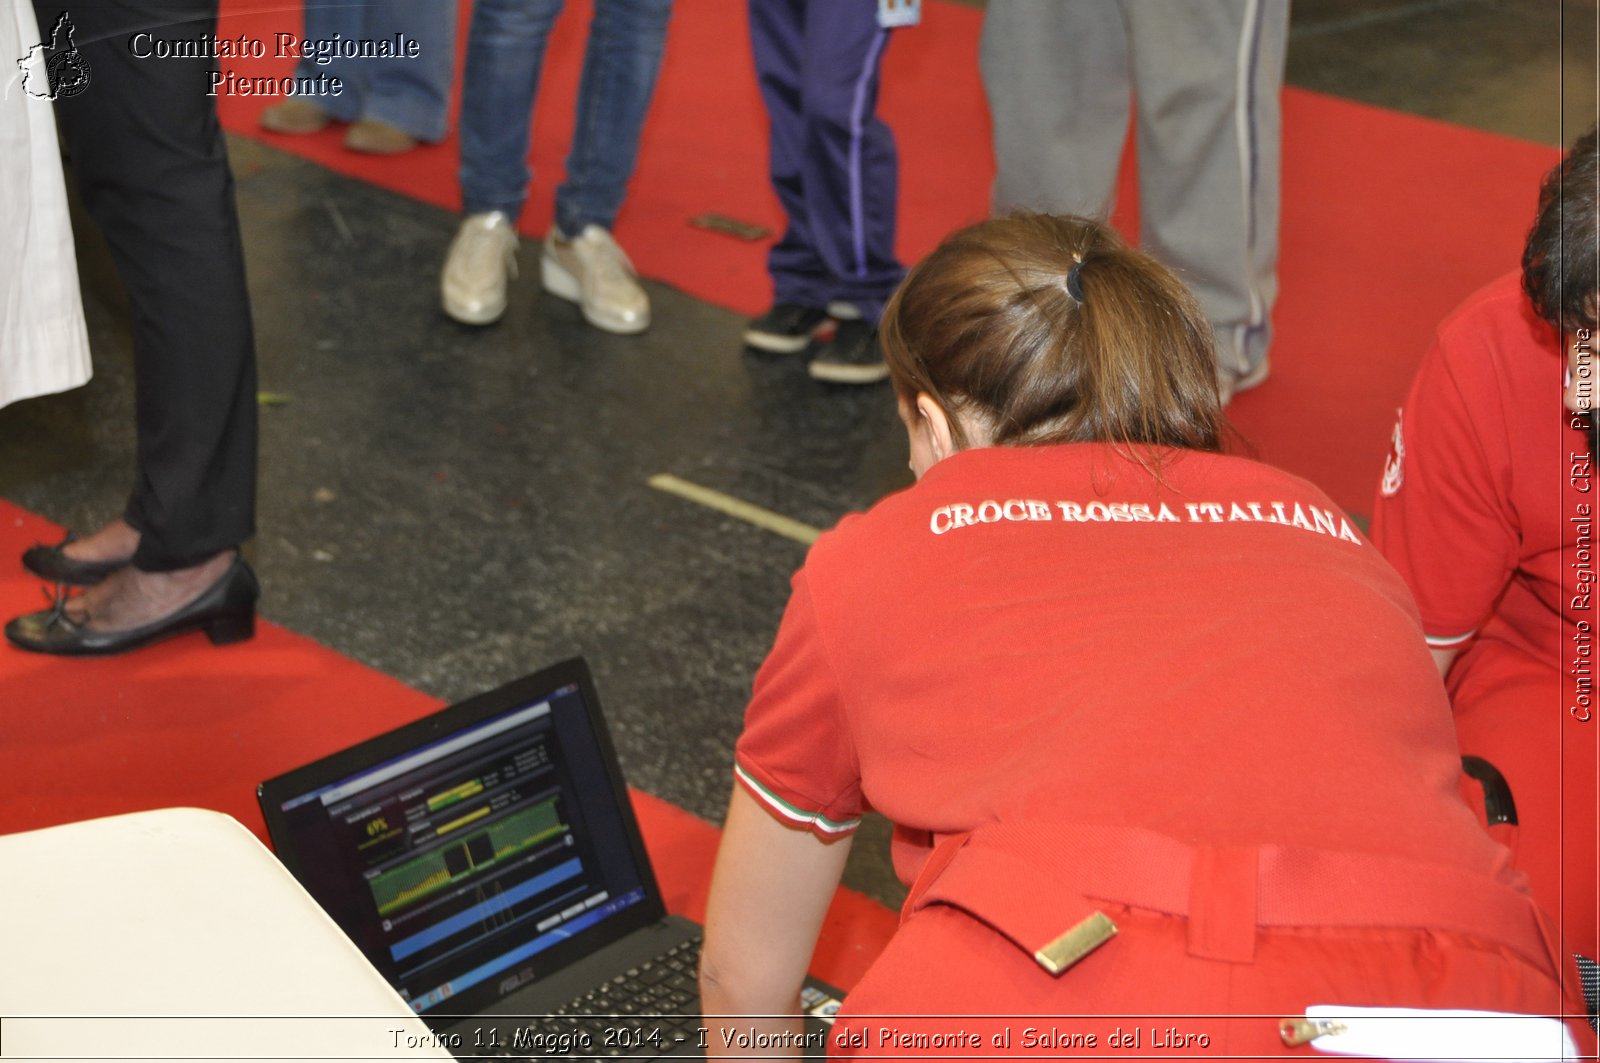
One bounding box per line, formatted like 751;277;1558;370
647;473;821;546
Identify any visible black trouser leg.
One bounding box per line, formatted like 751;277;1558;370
37;1;257;572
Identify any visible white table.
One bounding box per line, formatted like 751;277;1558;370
0;808;456;1062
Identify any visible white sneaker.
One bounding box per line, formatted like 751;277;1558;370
1218;356;1270;405
441;212;518;325
540;225;650;335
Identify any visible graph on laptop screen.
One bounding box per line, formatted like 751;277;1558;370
270;682;651;1014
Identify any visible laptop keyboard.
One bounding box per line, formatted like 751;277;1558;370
481;936;704;1060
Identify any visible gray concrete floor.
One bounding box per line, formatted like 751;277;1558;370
1;0;1595;911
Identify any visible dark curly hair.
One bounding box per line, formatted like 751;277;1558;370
1522;126;1599;332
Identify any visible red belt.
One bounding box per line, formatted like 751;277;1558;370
902;822;1562;978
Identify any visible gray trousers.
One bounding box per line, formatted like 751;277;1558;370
980;0;1289;377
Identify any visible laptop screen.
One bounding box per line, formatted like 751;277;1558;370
260;661;665;1018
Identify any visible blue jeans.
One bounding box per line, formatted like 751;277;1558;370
293;0;458;142
458;0;672;235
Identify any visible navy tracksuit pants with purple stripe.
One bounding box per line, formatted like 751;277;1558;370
749;0;905;323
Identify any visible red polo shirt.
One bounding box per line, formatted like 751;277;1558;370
738;444;1509;884
1371;271;1598;962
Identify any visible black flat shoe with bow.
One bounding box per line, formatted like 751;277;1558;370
4;556;259;656
21;533;134;586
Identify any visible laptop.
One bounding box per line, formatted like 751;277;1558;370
258;657;843;1058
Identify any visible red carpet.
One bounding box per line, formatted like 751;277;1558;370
212;0;1559;516
0;500;896;989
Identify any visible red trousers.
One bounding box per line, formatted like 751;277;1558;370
833;905;1593;1060
1451;639;1599;965
830;824;1593;1059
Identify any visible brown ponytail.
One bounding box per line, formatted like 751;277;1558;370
880;213;1224;454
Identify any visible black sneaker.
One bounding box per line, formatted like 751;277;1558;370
743;303;830;353
807;318;888;384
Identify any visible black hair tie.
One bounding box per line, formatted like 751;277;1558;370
1065;259;1086;302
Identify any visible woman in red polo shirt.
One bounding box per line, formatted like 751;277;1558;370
699;214;1592;1059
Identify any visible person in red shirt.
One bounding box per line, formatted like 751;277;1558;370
1371;128;1600;1007
699;213;1592;1058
